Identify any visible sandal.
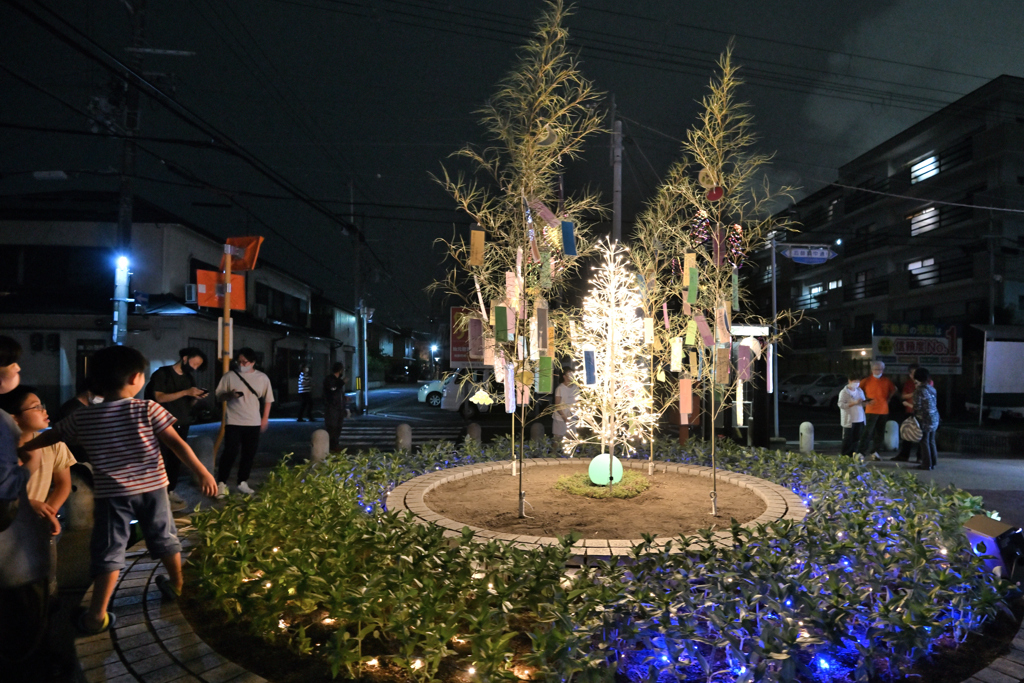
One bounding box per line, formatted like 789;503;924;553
155;575;182;602
75;608;116;635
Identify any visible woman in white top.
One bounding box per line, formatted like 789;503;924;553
837;373;869;456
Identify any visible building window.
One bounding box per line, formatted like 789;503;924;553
809;283;823;295
828;279;842;289
761;264;772;284
910;155;939;184
907;257;937;287
909;207;938;235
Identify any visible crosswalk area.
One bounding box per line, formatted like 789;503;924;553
334;422;466;451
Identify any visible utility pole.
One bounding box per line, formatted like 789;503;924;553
610;95;622;243
351;180;365;413
112;0;145;345
770;233;779;439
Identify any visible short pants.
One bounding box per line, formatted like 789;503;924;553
90;489;180;576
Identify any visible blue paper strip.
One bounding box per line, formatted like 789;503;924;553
561;220;577;256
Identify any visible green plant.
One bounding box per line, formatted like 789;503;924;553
554;469;651;499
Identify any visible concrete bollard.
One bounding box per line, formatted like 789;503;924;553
530;422;546;443
66;466;94;531
310;429;330;463
190;436;214;484
466;423;481;443
396;423;412;451
884;420;899;451
799;422;814;453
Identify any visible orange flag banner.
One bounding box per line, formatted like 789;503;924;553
197;270;246;310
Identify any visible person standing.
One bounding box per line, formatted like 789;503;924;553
0;336;48;662
214;348;274;497
837;374;867;457
147;348;208;510
891;364;926;463
296;364;314;422
857;360;897;460
2;386;75;603
552;369;578;449
323;363;348;452
907;367;940;470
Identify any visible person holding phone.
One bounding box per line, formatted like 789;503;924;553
146;347;208;511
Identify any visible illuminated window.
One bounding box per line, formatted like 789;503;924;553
809;283;823;295
910;207;938;236
907;258;934;273
910;155;939;183
828;279;842;289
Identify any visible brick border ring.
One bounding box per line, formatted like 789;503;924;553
388;458;808;562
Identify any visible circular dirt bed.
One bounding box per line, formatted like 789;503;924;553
425;463;767;539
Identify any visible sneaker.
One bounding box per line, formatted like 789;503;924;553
237;481;255;496
216;481;229;499
168;497;187;512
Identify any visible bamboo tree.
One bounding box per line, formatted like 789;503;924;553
630;47;804;515
431;0;605;516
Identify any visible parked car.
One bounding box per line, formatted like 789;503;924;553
417;378;445;407
778;374;819;404
797;373;848;408
442;368;495;420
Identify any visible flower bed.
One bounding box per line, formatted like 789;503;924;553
189;438;1012;682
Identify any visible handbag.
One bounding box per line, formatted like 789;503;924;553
900;416;923;443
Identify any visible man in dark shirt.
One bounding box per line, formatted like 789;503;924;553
323;363;348;452
146;348;208;510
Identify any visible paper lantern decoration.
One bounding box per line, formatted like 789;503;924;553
697;168;716;189
707;186;724;202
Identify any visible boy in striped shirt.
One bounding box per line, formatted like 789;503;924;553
20;346;217;634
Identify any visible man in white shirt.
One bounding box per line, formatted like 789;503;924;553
214;348;274;497
552;369;578;448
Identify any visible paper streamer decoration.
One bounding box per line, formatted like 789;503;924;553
540;250;551;288
687;268;699;303
657;367;666;382
715;345;731;383
561;220;577;256
494;347;505;381
683;301;691;316
505;271;517;308
689;351;699;378
715;304;731;341
679;378;693;415
538;356;553;393
694;313;714;346
712;226;724;267
737;345;752;381
568;320;577;344
469;225;485;266
516;247;523;278
670;337;682;372
484;335;495;366
735;378;745;426
662;302;670;331
684;253;697;281
468;317;483;359
684;320;697;345
644;317;654;345
528;198;560;229
505;363;516;412
583;348;597;386
535;302;549;353
767;345;774;393
731;267;740;311
529;228;541;263
517;382;530;406
494;306;509;342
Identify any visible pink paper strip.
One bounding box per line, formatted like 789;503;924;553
694;314;714;346
737;346;752;381
528;198;560;229
662;302;670;331
679;378;692;415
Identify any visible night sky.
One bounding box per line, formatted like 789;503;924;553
2;0;1023;329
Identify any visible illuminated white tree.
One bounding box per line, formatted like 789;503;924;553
566;239;658;484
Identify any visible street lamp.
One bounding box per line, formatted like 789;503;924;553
113;255;132;345
430;344;439;379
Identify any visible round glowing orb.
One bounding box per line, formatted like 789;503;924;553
588;453;623;485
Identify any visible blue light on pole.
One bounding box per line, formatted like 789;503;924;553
116;255;130;270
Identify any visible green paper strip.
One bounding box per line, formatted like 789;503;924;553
732;269;739;311
687;268;699;303
494;306;508;342
685;320;697;345
540;250;551;288
538;356;553;393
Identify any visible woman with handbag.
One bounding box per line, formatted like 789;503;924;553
904;367;940;470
